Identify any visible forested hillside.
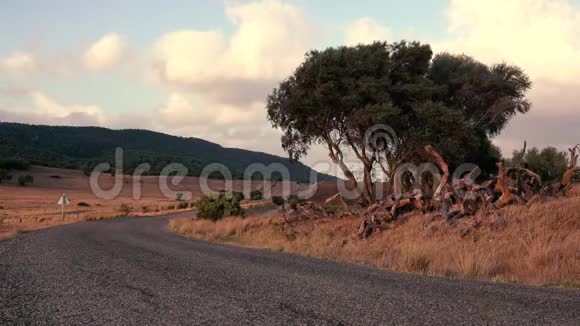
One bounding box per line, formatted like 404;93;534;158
0;123;335;182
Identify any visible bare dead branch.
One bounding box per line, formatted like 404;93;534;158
424;145;449;200
325;193;351;214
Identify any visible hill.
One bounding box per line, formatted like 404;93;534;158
0;122;336;182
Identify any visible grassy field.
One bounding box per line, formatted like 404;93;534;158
170;189;580;287
0;166;306;239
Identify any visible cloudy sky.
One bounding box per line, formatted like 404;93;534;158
1;0;579;173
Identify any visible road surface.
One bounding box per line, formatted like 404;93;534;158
1;212;579;325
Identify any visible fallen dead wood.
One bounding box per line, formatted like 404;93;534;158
324;193;351;214
568;144;579;170
278;141;579;239
424;145;449;200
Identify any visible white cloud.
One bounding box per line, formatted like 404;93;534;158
155;92;265;129
223;0;311;80
439;0;580;83
30;92;106;125
0;52;36;74
345;17;391;45
153;31;226;83
437;0;580;155
152;0;312;87
83;33;126;70
145;0;316;155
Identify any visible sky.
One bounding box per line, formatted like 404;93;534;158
1;0;580;175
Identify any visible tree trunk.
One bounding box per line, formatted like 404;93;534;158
362;163;375;204
326;144;368;206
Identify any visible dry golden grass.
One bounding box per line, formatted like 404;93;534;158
170;192;580;287
0;166;307;239
0;166;195;238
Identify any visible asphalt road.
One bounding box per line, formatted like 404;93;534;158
1;212;579;325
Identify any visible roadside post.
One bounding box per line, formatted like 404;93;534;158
58;194;70;221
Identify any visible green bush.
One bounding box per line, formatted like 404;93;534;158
231;191;245;202
17;174;34;186
119;203;131;216
195;193;245;221
250;190;263;201
176;193;184;201
287;194;305;210
507;146;569;183
272;196;285;206
177;201;189;209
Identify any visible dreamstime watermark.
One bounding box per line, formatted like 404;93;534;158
87;124;483;202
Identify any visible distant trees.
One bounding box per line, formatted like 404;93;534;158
267;41;531;205
0;169;9;184
0;159;28;184
0;159;29;171
0;123;334;183
508;146;569;183
17;175;34;186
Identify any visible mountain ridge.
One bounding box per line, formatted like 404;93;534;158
0;122;336;182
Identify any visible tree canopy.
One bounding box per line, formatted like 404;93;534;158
267;41;531;204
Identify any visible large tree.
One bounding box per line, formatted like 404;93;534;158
267;41;531;205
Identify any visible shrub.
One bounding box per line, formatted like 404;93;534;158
167;205;175;210
272;196;285;206
232;191;245;202
178;201;189;209
176;193;184;201
195;193;245;221
77;202;91;207
508;146;568;183
17;174;34;186
119;204;131;216
250;190;263;201
287;194;305;211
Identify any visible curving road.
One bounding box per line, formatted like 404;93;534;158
1;212;579;325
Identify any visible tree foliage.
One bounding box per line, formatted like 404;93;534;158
267;41;531;204
507;146;568;183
